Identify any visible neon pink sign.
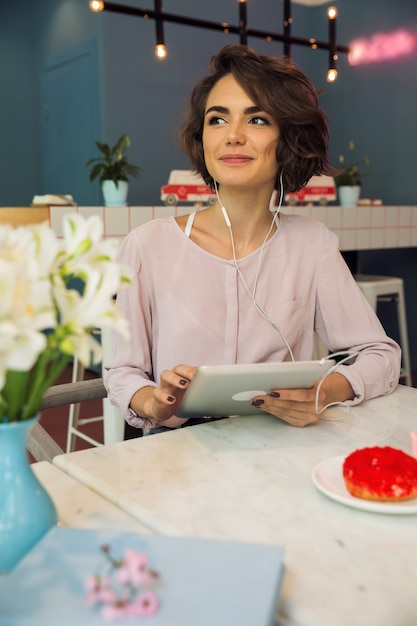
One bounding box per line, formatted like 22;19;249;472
349;29;417;66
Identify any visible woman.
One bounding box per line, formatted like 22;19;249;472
104;44;400;432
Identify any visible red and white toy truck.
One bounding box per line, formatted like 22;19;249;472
280;175;336;206
161;170;216;206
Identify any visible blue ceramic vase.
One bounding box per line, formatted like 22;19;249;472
337;185;361;207
101;179;128;206
0;416;58;573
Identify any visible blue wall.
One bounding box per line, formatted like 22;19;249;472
2;0;416;207
1;0;416;369
0;0;40;204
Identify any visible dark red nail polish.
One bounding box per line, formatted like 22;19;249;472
251;399;264;407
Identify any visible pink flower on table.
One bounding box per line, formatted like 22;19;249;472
84;575;116;606
101;597;131;621
117;549;152;587
129;590;160;617
85;544;160;620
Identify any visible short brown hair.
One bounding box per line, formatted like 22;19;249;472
179;44;333;193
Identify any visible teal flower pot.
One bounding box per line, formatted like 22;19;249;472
101;180;128;206
0;416;58;573
338;185;361;207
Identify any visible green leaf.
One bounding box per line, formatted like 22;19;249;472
1;370;30;422
22;352;71;421
113;134;130;157
85;134;141;185
88;163;105;182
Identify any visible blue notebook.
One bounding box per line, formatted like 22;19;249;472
0;527;284;625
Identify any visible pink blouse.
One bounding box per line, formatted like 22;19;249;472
104;213;401;423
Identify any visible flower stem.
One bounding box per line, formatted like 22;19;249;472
21;350;70;421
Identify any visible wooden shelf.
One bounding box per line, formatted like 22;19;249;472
0;206;50;226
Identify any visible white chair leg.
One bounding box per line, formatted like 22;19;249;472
65;328;126;450
396;286;412;386
101;327;126;445
66;357;85;453
103;397;125;445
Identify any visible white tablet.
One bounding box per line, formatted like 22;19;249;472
177;359;335;418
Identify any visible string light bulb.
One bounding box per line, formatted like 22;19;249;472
89;0;104;12
327;68;338;82
327;6;337;20
155;43;167;59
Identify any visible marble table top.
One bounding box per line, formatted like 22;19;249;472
32;461;150;533
53;385;417;626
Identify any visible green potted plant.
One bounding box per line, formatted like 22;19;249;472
334;140;370;207
85;134;142;206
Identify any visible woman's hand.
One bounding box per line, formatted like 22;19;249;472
250;372;355;427
130;364;197;428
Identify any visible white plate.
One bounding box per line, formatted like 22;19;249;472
312;455;417;515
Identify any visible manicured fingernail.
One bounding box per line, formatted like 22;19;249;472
179;379;187;386
167;396;175;403
251;399;264;407
270;391;280;398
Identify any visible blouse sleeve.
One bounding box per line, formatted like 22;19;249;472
314;230;401;404
103;230;158;421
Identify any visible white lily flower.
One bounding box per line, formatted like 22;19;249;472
61;214;103;266
59;332;103;367
54;265;129;347
0;260;55;331
0;214;130;422
0;323;47;371
0;221;60;273
30;221;62;272
60;215;130;285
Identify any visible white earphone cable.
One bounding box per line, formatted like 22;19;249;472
214;178;358;419
214;173;294;360
252;175;284;296
315;351;360;418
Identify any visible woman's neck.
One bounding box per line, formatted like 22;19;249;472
178;183;279;260
207;203;277;259
213;185;276;242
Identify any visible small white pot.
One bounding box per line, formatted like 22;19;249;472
337;185;361;207
101;180;128;206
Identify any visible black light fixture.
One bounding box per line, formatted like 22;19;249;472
154;0;167;59
327;6;338;82
238;0;247;46
89;0;349;80
283;0;292;59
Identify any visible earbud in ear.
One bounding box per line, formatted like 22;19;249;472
274;169;284;214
